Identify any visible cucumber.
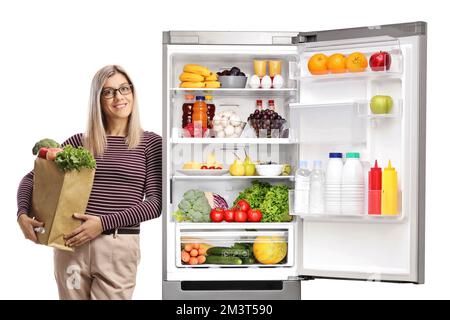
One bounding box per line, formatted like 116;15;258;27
242;257;256;265
205;255;243;265
206;247;251;258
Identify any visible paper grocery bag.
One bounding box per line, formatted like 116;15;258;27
30;158;95;251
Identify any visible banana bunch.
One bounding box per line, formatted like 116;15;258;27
179;64;221;88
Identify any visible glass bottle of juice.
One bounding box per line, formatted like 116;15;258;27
182;94;194;129
205;95;215;129
192;96;208;137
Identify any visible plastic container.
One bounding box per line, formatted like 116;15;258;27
294;161;310;214
325;153;343;214
368;160;382;215
381;160;398;215
193;96;208;131
341;152;364;214
309;160;325;214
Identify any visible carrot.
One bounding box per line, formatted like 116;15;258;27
198;248;206;255
184;244;193;252
197;255;206;264
190;249;198;257
181;250;190;263
193;243;200;249
189;257;198;265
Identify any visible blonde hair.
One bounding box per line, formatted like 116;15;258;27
84;65;143;157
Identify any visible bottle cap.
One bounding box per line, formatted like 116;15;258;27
346;152;360;159
299;160;308;168
185;94;195;100
329;152;343;158
205;95;213;100
195;96;205;100
385;160;395;170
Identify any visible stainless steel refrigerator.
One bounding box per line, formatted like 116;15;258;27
162;21;426;300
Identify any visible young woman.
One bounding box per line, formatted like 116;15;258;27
17;65;162;299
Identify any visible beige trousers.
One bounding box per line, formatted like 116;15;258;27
54;233;140;300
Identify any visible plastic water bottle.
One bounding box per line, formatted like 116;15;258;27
295;161;310;214
309;160;325;214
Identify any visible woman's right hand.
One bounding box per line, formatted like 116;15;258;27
18;213;44;243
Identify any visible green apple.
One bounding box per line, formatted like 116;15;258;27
370;95;394;114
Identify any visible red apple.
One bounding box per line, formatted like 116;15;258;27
369;51;391;71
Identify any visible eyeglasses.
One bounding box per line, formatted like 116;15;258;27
101;84;133;99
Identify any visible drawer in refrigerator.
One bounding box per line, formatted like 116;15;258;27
176;228;294;268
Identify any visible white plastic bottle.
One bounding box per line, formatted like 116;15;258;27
294;161;310;214
309;160;325;214
325;152;343;214
341;152;365;214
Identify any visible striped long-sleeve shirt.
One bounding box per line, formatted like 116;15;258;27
17;131;162;231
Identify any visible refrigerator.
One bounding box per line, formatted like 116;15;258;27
162;21;426;300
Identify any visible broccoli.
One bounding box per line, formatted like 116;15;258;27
32;138;60;155
172;189;212;222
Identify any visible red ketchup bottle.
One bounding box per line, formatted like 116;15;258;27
368;160;382;215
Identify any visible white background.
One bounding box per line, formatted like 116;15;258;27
0;0;448;300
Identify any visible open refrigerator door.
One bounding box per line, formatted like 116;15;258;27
291;25;426;283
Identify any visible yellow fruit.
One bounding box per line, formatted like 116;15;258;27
180;82;205;88
229;159;245;176
253;236;287;265
205;81;221;88
205;73;218;81
179;72;204;82
183;64;212;77
182;161;202;169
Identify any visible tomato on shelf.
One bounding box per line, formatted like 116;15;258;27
224;209;235;222
210;208;224;222
247;209;262;222
236;199;251;212
234;210;248;222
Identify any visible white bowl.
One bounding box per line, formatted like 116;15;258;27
255;164;283;176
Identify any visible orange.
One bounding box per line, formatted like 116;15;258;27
308;53;328;75
327;53;347;73
346;52;368;72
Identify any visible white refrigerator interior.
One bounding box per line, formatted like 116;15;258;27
162;22;426;300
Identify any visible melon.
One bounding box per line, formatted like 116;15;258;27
253;236;287;265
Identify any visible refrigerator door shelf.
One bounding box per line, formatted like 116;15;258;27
298;38;404;80
288;190;404;223
356;99;403;119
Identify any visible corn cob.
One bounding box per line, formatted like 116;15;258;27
183;64;212;77
179;72;204;82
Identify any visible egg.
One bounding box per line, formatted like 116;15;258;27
249;75;261;89
272;75;284;89
261;75;272;89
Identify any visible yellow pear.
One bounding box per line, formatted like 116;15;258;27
230;154;245;176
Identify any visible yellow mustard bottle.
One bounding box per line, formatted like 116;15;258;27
381;160;398;215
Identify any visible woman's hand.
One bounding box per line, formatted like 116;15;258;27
18;213;44;244
64;213;102;247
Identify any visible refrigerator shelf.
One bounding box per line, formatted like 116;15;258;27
170;88;297;97
176;222;295;230
171;137;298;144
172;175;295;181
